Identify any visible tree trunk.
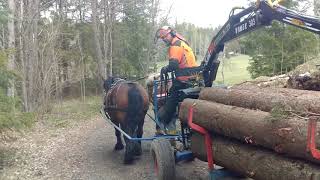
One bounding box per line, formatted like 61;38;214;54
315;0;320;16
7;0;15;98
108;0;117;76
1;24;4;49
23;0;40;111
231;84;320;96
180;99;320;164
199;87;320;113
221;59;225;83
77;31;86;101
281;26;284;74
91;0;106;81
19;0;28;111
109;23;113;76
103;0;109;76
191;133;320;180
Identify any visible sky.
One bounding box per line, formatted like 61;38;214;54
159;0;315;28
160;0;250;28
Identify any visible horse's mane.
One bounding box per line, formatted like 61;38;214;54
104;76;128;92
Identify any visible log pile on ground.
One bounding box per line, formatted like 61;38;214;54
237;59;320;90
179;86;320;179
287;71;320;91
286;59;320;91
236;74;289;88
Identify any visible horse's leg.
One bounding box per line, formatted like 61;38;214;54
123;83;145;162
134;113;145;156
114;123;124;151
122;123;134;164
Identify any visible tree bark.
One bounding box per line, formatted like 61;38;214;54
103;0;109;76
91;0;106;81
22;0;40;111
315;0;320;16
1;24;4;49
108;0;117;76
109;27;113;76
199;86;320;113
77;31;86;101
19;0;29;111
191;133;320;180
146;0;159;74
179;99;320;164
7;0;15;98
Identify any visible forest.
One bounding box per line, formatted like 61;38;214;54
0;0;319;130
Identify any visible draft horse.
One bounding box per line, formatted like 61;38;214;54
103;77;149;164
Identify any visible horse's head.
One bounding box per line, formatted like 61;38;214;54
103;76;117;92
103;77;114;92
104;76;125;92
146;73;160;102
145;73;173;105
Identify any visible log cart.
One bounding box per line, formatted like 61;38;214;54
149;0;320;179
100;0;320;179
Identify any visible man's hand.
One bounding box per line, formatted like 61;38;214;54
160;66;169;81
161;66;169;75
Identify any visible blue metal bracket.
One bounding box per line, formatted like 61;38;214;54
209;168;243;180
175;151;194;162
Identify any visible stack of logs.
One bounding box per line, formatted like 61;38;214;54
179;85;320;180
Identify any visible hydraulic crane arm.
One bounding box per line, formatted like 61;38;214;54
201;0;320;87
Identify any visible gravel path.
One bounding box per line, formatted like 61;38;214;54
1;113;209;180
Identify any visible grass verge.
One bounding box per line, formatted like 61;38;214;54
42;96;101;128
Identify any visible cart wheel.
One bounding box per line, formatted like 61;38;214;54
151;139;176;180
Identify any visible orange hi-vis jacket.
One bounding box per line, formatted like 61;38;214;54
167;37;197;81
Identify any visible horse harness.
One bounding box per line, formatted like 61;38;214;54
105;79;129;112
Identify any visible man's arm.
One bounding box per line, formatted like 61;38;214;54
166;46;183;72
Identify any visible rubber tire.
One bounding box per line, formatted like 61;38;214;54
151;139;176;180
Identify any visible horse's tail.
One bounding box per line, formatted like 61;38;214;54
127;83;144;126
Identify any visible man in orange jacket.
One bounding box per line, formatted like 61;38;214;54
155;26;198;134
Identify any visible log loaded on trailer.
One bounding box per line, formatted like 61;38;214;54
150;0;320;180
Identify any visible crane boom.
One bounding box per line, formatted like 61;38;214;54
175;0;320;87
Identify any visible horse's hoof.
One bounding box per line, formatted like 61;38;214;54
114;143;124;151
123;156;134;164
133;146;142;156
134;150;142;156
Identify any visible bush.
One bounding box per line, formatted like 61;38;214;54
0;51;35;132
0;112;35;131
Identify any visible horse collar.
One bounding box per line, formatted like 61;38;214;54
106;80;125;110
107;79;125;94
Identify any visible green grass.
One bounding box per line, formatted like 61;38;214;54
0;112;36;132
0;89;36;132
215;55;252;85
42;96;101;128
156;54;252;85
0;97;101;131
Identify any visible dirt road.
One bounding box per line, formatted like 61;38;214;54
1;113;208;180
